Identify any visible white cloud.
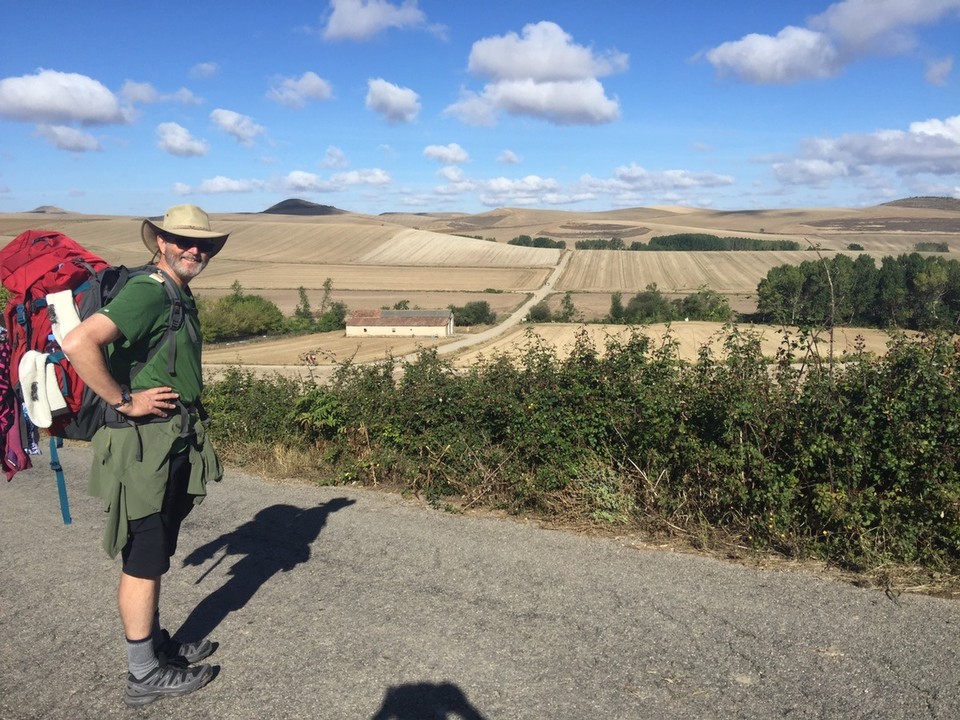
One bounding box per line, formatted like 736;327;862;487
35;124;101;152
170;88;203;106
809;0;960;55
706;27;841;84
120;81;159;104
210;108;265;146
424;143;469;164
767;114;960;193
196;176;262;194
706;0;960;84
173;182;192;195
120;81;202;106
0;69;127;124
443;90;497;127
446;22;626;126
331;168;391;185
189;62;220;79
484;78;621;125
282;170;332;192
579;164;736;198
498;150;521;164
266;71;333;109
366;78;420;123
322;0;437;40
926;56;953;85
771;158;851;187
279;168;388;193
157;122;209;157
468;20;628;82
437;166;466;183
322;145;349;168
478;175;560;206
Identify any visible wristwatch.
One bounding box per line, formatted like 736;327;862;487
112;385;132;410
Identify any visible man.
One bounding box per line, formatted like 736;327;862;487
62;204;228;707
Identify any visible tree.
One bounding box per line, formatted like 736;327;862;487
527;300;552;323
317;301;347;332
294;287;313;322
624;283;673;323
450;301;496;326
608;292;625;323
558;292;579;322
678;287;734;322
319;277;333;316
757;264;805;324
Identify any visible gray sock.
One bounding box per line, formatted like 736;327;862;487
126;636;159;680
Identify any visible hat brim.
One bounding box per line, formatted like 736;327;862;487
141;219;229;257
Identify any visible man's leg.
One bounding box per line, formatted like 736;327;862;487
119;572;161;641
120;516;212;706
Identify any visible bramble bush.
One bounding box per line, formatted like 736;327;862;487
204;326;960;575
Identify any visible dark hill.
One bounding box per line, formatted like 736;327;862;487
881;196;960;211
28;205;69;214
262;199;346;216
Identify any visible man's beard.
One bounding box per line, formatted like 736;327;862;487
162;245;208;283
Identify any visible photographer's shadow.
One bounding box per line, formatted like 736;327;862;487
176;498;355;641
371;681;488;720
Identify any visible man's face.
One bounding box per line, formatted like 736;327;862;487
157;234;214;285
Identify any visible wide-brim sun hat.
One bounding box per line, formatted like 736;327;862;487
141;204;229;257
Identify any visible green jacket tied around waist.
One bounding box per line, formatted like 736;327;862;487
89;413;223;558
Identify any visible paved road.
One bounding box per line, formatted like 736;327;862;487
2;445;958;719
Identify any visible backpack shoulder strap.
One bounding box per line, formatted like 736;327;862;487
127;267;192;378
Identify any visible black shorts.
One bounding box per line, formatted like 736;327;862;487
121;452;195;578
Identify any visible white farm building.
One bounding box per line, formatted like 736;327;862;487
345;309;455;338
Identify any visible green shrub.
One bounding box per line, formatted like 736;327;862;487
206;327;960;576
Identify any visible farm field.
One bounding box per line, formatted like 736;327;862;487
450;321;899;366
202;320;901;375
2;199;957;368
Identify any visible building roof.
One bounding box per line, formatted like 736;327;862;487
346;309;453;327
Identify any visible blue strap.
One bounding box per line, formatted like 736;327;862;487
49;436;72;525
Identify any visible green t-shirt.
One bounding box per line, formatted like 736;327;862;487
98;271;203;405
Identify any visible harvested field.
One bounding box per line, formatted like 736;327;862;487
196;288;529;317
357;228;558;267
193;263;550;292
199;320;902;379
203;331;455;367
452;322;899;366
540;291;757;320
556;250;814;294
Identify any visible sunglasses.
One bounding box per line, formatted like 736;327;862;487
163;235;217;254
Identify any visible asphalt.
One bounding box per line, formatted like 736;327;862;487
2;445;959;720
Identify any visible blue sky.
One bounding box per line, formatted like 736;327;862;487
1;0;958;217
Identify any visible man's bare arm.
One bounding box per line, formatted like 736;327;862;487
62;314;179;418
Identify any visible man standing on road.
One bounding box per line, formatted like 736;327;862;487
62;204;227;706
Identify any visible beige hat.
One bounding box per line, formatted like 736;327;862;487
141;204;229;257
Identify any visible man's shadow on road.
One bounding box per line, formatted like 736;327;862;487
371;682;487;720
176;498;355;641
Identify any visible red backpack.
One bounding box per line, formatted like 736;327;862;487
0;229;185;522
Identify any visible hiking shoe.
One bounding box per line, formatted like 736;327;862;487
156;629;216;667
123;663;213;707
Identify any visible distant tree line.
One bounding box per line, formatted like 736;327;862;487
509;234;567;249
756;252;960;330
575;237;625;250
639;234;801;251
572;234;800;251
